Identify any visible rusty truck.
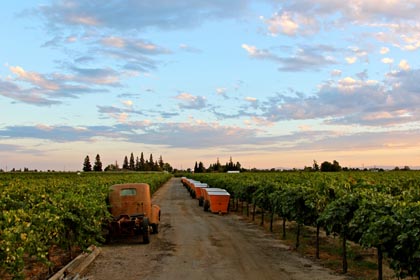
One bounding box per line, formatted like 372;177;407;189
106;183;160;244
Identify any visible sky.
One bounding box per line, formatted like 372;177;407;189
0;0;419;171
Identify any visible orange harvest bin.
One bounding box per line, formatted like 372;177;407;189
202;188;230;214
182;178;201;198
181;177;188;186
193;183;208;206
202;188;225;202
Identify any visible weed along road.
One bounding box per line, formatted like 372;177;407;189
83;177;348;280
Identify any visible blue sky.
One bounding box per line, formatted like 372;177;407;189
1;0;419;171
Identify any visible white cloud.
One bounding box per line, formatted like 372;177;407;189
245;97;257;102
381;57;394;64
260;1;420;55
345;57;357;64
175;92;195;101
243;44;336;72
216;88;227;95
101;36;126;48
245;117;275;127
403;44;420;51
101;36;169;55
276;1;420;24
241;44;282;62
331;69;342;76
135;41;157;52
349;46;368;58
9;65;59;91
68;15;99;26
118;113;128;123
363;111;396;121
398;59;411;71
338;77;358;91
175;92;207;110
261;10;319;37
68;66;121;86
122;100;133;107
299;125;312;131
263;12;299;36
0;64;123;106
337;77;379;92
66;36;77;43
241;44;275;60
119;120;272;149
256;69;420;127
36;124;54;131
380;47;390;54
374;24;420;51
40;0;250;31
366;80;379;86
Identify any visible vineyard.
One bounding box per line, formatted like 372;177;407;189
188;171;420;280
2;170;420;280
0;172;172;279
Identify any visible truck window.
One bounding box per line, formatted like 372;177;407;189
121;188;137;196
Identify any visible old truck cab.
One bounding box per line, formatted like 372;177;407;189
108;183;160;243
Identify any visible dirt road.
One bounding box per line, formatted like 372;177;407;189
83;177;349;280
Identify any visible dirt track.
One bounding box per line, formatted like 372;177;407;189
83;177;349;280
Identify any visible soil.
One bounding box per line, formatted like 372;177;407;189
82;177;350;280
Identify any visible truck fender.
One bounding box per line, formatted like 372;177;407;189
150;204;161;225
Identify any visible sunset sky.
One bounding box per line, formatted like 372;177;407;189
1;0;419;171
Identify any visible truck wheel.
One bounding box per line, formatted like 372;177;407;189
101;223;111;244
151;223;159;234
203;200;210;212
104;230;111;244
142;218;150;244
198;197;203;206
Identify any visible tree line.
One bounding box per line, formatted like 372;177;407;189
193;157;242;173
83;152;173;172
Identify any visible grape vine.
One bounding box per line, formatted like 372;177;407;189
189;171;420;279
0;172;172;279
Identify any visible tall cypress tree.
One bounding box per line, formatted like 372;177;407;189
129;152;135;170
149;154;154;170
158;155;164;170
140;152;145;171
135;156;140;170
83;155;92;172
122;156;129;170
93;154;102;171
198;161;205;173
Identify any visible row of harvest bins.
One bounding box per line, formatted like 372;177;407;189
181;177;230;214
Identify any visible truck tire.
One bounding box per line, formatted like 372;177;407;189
142;218;150;244
203;200;210;212
198;197;204;206
151;223;159;234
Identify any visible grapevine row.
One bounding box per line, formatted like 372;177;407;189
0;172;172;279
189;171;420;280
